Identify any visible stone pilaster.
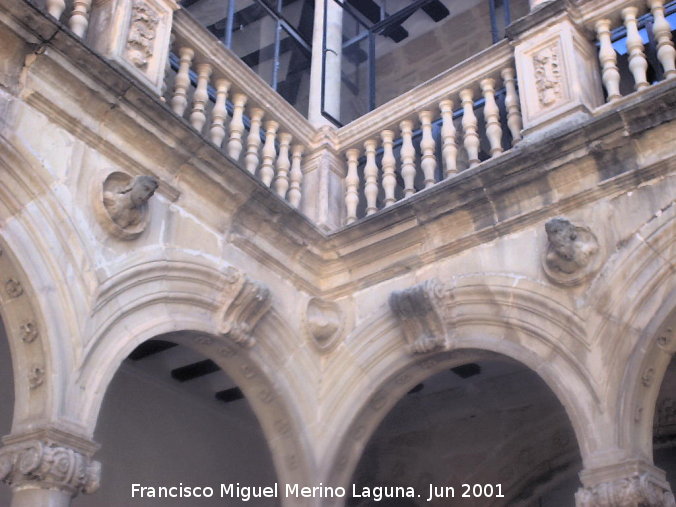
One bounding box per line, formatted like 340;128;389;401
510;1;604;135
0;429;100;507
87;0;179;94
301;126;345;232
576;460;676;507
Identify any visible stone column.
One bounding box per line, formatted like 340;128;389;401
576;460;675;507
510;2;604;136
0;430;100;507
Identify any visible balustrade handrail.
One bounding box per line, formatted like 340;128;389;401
335;40;514;151
577;0;646;25
172;9;316;148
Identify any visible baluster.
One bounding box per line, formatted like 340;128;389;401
46;0;66;20
171;47;194;117
480;78;503;157
648;0;676;79
460;89;480;167
595;20;622;101
245;108;264;174
501;68;523;145
622;7;649;90
69;0;92;38
190;63;212;133
209;79;230;148
275;133;292;198
260;120;279;187
288;145;304;209
381;130;396;206
439;99;457;178
399;120;416;197
363;139;379;216
419;110;437;188
345;149;360;225
227;93;248;161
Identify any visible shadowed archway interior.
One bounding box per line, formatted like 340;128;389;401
0;318;14;506
349;357;582;507
654;357;676;487
79;337;280;506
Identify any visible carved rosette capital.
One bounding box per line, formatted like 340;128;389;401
218;271;271;348
0;440;101;497
576;462;676;507
389;279;449;355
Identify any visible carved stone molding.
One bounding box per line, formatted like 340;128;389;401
533;44;562;107
0;440;100;496
389;279;449;354
577;461;676;507
542;217;600;286
126;1;160;70
217;269;271;348
95;171;158;240
305;297;343;353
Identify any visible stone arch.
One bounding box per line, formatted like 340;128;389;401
74;255;318;496
0;134;93;434
321;274;601;492
590;202;676;462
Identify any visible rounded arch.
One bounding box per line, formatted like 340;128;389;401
0;133;94;434
74;256;319;492
321;274;602;490
589;202;676;462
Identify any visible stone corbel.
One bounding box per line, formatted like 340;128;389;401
217;268;271;348
389;279;449;355
0;432;100;498
542;217;600;286
576;460;676;507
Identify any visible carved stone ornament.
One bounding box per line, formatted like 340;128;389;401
96;171;158;240
27;365;45;389
389;279;449;355
19;321;39;344
533;44;563;107
126;1;160;70
575;473;676;507
217;270;271;348
0;440;101;496
305;297;343;352
542;217;600;286
5;278;23;299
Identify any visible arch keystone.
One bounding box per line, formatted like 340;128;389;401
389;279;449;354
217;268;271;348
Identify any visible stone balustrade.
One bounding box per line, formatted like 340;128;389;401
167;10;313;210
583;0;675;102
338;42;522;225
41;0;92;37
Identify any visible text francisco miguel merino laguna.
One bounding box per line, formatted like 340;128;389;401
131;482;504;502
